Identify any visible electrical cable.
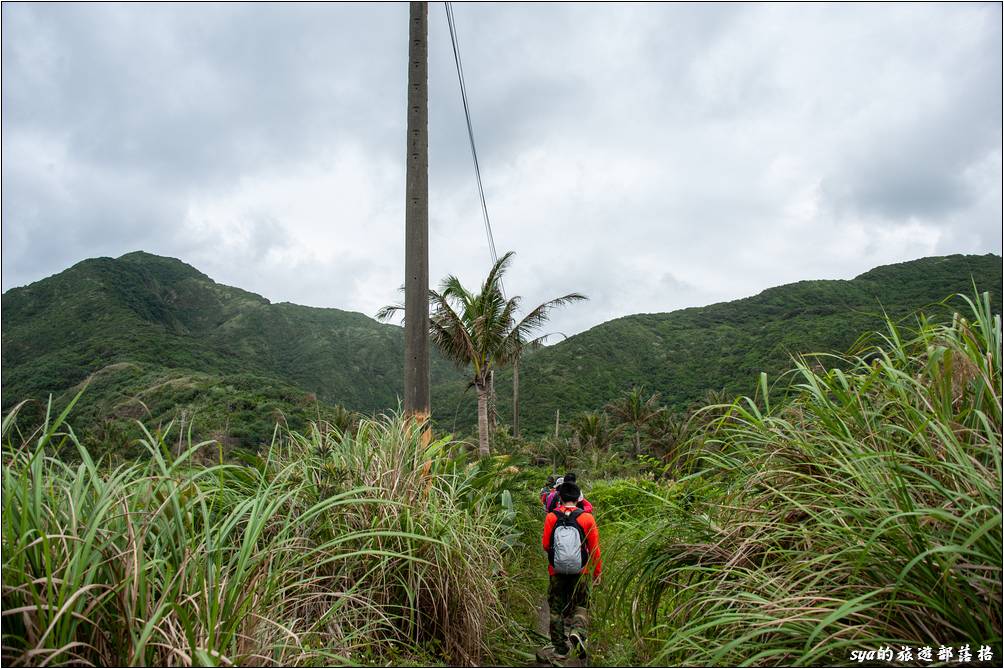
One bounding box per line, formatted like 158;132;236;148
445;2;502;278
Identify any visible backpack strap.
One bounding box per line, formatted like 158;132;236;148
547;510;565;565
553;507;583;522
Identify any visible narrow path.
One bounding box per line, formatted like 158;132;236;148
533;596;588;667
536;596;549;637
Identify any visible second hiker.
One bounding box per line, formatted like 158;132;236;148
543;472;593;513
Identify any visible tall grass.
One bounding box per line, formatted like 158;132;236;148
2;407;515;666
613;292;1002;665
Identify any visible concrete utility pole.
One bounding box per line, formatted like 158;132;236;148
404;1;430;420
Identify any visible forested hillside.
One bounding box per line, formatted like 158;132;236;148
1;251;464;452
464;254;1002;435
2;251;1000;450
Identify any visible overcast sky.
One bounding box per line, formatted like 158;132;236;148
3;2;1001;337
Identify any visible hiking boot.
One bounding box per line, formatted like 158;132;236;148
545;644;569;663
536;645;570;664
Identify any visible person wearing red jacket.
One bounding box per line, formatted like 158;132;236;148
540;481;602;660
543;472;594;513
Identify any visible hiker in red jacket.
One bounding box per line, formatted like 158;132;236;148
543;472;593;513
540;481;602;661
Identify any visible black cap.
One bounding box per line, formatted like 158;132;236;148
558;481;580;503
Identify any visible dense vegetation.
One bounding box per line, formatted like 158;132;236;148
1;251;465;452
505;290;1002;665
596;290;1002;664
1;405;528;666
479;254;1002;436
2;290;1001;666
2;251;1000;452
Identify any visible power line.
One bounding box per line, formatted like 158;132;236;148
445;2;501;275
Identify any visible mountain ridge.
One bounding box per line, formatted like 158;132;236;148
473;253;1003;434
2;250;1000;449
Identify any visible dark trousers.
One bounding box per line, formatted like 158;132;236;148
548;573;589;652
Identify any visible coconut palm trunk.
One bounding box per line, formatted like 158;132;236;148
488;369;496;438
476;380;490;457
512;360;520;439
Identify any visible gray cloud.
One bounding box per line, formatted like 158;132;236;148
2;2;1001;338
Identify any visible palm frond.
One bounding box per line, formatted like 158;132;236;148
481;251;516;295
375;285;407;322
375;303;404;322
502;292;588;352
430;289;482;376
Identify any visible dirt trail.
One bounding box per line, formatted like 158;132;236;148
536;597;549;637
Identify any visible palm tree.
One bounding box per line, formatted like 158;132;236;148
379;251;586;457
689;387;733;429
644;409;691;473
328;404;358;438
570;411;623;452
605;387;663;458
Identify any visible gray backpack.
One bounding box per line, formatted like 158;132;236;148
549;509;588;574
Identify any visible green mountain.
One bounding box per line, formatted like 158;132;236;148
454;254;1003;435
2;251;1000;451
1;251;464;452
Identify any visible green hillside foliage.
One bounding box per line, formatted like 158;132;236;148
39;362;360;460
3;251;1000;451
2;291;1001;666
473;254;1002;436
595;291;1002;664
2;251;465;449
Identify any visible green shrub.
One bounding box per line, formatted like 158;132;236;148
588;478;668;523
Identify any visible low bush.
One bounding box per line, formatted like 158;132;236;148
587;478;667;523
